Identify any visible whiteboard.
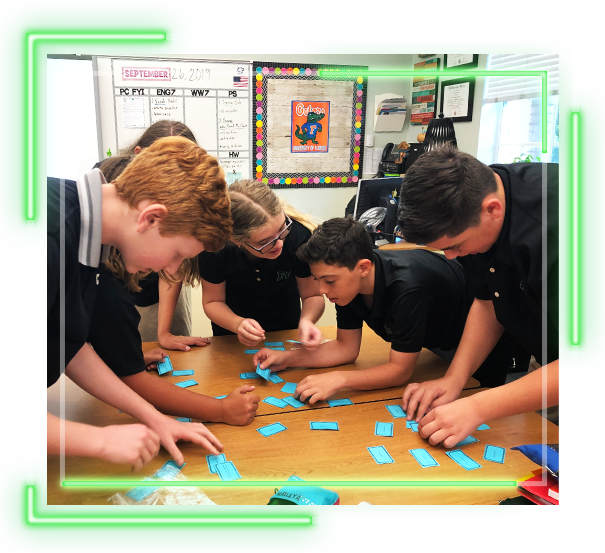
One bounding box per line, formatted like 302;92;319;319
96;57;253;181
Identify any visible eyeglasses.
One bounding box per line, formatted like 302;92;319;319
245;214;292;254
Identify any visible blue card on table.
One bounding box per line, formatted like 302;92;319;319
206;453;227;474
327;398;353;407
406;420;419;431
446;449;482;471
264;341;284;347
172;369;194;377
257;422;287;437
244;349;260;355
454;435;479;447
281;382;297;394
125;479;160;502
409;448;439;468
375;422;394;437
240;372;259;379
386;404;406;418
215;461;242;481
154;460;185;479
175;417;191;422
367;445;395;464
214;394;228;399
175;379;198;388
268;373;284;383
156;355;173;375
256;364;271;381
483;444;506;464
267;346;286;351
477;424;490;430
262;396;288;408
285;339;301;344
282;396;305;408
310;421;339;431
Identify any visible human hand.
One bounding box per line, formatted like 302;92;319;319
146;414;223;466
144;348;166;370
97;424;160;471
253;348;289;372
219;385;260;426
298;319;323;349
296;372;347;404
418;396;484;448
158;332;211;352
402;376;463;422
236;319;265;346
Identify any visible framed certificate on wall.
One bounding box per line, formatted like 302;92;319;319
439;77;475;122
444;54;479;70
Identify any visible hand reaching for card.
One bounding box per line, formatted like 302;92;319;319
296;372;347;404
97;424;161;471
237;318;266;347
253;348;289;372
402;376;464;422
143;348;166;370
220;385;260;426
297;318;323;349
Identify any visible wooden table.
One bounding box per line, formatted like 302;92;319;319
47;389;558;506
379;240;441;252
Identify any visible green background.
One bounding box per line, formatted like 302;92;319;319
0;0;604;551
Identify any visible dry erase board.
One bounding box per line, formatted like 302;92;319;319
252;61;368;189
96;57;253;183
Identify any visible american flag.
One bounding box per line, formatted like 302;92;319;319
233;76;249;88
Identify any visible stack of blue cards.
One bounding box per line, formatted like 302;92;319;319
206;454;242;481
257;422;287;437
156;355;174;375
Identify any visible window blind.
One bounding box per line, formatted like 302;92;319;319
483;54;559;104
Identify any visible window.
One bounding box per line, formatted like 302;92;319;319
477;55;559;165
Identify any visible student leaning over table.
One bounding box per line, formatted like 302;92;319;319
157;179;325;351
47;137;227;470
397;143;558;448
82;155;259;427
252;217;514;403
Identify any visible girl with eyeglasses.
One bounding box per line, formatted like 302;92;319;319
158;179;325;349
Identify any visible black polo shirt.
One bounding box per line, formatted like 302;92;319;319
198;219;313;335
47;171;109;388
457;163;559;365
336;249;473;353
87;265;147;377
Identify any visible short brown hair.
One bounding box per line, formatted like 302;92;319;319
122;120;197;154
114;136;232;252
397;143;497;244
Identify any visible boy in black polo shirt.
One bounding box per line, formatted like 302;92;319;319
252;218;512;403
48;137;229;468
398;143;558;448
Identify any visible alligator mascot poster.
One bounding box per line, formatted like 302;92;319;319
291;101;330;153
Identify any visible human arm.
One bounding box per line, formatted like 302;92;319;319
47;413;160;471
158;278;211;351
403;298;504;421
296;275;325;347
419;360;559;448
253;327;362;372
143;348;166;370
201;278;265;346
296;348;420;404
121;371;260;426
65;343;222;465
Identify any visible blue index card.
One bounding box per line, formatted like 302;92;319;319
262;396;288;408
206;453;227;474
175;379;198;388
125;478;160;502
282;396;305;408
446;449;482;471
386;404;406;418
267;346;286;351
454;435;479;447
264;341;284;347
244;349;260;355
268;373;284;384
375;422;394;437
172;369;194;377
409;448;439;468
310;421;339;431
406;420;419;431
214;394;228;399
154;460;185;480
256;364;271;381
281;382;297;394
215;461;242;481
156;355;174;375
367;445;395;464
477;424;491;431
483;444;506;464
175;417;191;422
327;398;353;407
285;339;301;344
257;422;287;437
240;372;259;379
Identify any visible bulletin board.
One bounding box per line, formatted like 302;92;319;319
96;56;254;183
252;61;368;189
